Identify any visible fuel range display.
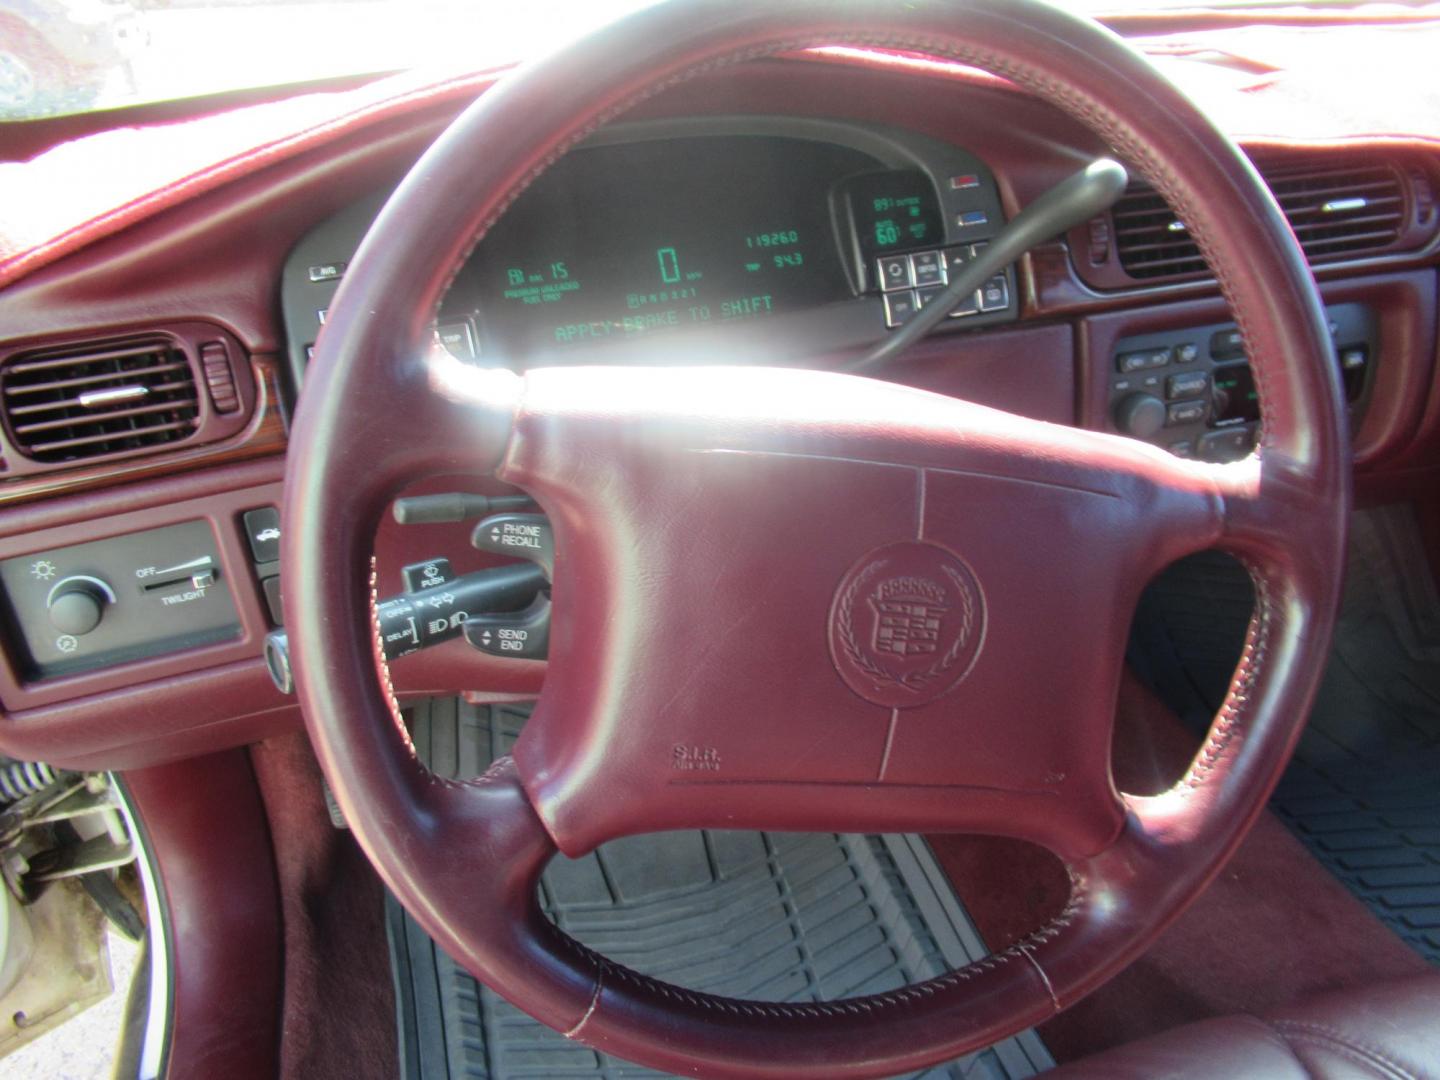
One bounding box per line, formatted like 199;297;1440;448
467;135;879;357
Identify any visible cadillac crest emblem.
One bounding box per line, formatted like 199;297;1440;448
829;542;985;709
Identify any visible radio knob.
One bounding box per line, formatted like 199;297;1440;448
47;576;113;636
1114;393;1166;439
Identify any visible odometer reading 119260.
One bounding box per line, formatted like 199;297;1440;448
469;135;878;357
744;230;799;248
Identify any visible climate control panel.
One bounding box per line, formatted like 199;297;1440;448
0;520;240;679
1106;302;1376;462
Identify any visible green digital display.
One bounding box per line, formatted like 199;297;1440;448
501;262;576;305
468;136;876;356
1212;365;1260;424
745;230;799;248
843;170;945;257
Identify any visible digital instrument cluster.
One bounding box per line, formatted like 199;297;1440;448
466;136;875;355
281;121;1016;380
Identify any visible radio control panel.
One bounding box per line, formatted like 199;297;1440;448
1106;302;1376;462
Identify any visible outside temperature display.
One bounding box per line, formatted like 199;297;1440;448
468;135;878;357
841;169;946;257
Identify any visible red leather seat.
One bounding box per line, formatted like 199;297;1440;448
1047;974;1440;1078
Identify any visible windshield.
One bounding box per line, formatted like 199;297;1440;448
0;0;1420;123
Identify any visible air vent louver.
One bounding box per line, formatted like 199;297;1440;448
2;339;200;464
1112;160;1412;282
1110;186;1208;280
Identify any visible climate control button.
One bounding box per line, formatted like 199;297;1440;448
1166;399;1208;427
1116;348;1170;374
1166;371;1210;400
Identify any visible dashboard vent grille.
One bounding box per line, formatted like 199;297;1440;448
1110;184;1207;280
1268;161;1406;257
1;338;200;464
1111;159;1411;282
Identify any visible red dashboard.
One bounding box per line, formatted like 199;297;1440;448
0;33;1437;773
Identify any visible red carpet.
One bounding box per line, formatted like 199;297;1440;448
250;733;397;1080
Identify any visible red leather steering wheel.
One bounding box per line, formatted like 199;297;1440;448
282;1;1350;1075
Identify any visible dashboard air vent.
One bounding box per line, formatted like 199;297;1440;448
1267;161;1406;258
1110;184;1208;280
1;338;200;464
1108;159;1417;283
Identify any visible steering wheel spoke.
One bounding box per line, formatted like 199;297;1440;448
1212;452;1334;568
384;344;525;481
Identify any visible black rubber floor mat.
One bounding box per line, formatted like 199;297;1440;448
1272;508;1440;962
388;698;1053;1080
1129;508;1440;963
